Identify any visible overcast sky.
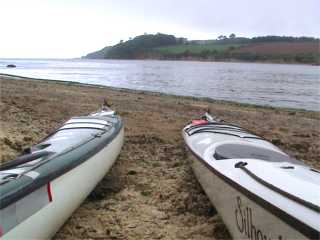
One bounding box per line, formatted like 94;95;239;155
1;0;319;58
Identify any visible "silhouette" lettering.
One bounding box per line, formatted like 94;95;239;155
235;196;283;240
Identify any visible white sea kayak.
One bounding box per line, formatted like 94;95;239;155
183;113;320;240
0;106;124;239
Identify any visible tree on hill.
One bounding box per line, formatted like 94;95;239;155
250;36;318;43
229;33;236;39
104;33;180;59
218;35;227;40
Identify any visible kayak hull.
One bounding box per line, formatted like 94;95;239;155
189;152;307;240
3;127;124;239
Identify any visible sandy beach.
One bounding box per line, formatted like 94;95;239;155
0;75;319;239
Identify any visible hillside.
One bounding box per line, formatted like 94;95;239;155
85;46;111;59
84;34;320;64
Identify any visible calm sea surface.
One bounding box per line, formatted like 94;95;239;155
0;59;319;111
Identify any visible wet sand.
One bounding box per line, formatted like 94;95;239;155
0;75;319;239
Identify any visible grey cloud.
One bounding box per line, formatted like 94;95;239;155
96;0;319;37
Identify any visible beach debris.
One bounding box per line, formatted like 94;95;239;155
103;98;112;108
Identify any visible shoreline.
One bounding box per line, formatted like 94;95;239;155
1;73;318;114
0;75;319;239
88;57;317;66
2;57;318;66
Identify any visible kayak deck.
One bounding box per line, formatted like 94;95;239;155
0;112;123;209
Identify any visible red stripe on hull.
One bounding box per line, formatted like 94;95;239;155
47;182;53;202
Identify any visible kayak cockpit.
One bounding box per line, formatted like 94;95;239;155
212;141;303;165
0;151;53;171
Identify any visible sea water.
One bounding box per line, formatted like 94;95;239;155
0;58;319;111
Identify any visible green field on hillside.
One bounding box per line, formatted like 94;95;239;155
155;43;243;54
